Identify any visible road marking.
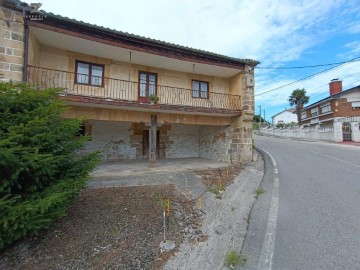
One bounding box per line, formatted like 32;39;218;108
311;151;360;168
257;148;279;270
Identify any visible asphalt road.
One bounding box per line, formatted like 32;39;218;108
241;134;360;270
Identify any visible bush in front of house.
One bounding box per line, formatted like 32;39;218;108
0;82;100;249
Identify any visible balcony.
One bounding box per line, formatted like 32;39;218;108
26;66;242;115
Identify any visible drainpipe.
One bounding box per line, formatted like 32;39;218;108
22;7;29;82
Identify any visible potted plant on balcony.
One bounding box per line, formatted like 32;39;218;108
149;94;159;104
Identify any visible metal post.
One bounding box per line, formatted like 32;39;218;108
258;105;262;126
163;206;166;242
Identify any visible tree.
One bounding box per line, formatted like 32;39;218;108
0;82;100;249
289;88;310;123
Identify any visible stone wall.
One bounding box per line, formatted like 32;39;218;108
199;126;231;162
83;120;136;161
166;124;200;158
0;5;24;82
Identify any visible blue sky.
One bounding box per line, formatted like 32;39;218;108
39;0;360;121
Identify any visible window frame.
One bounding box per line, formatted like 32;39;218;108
301;111;307;120
320;103;331;114
75;60;105;87
192;80;209;99
138;71;158;98
310;107;319;117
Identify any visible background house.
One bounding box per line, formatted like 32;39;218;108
271;109;297;125
0;0;259;163
301;79;360;142
261;79;360;142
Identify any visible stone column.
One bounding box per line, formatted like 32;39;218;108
230;65;255;163
0;4;25;82
149;115;157;163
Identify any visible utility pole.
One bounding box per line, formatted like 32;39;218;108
258;105;262;126
263;109;266;124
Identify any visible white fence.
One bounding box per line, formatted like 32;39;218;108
259;125;335;141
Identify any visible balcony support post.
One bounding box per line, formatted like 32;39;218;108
149;114;157;164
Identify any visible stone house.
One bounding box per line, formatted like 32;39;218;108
0;0;259;163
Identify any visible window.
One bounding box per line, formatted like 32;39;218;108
139;71;157;98
301;111;307;120
311;107;318;117
192;80;209;99
75;60;104;86
321;103;331;114
352;101;360;109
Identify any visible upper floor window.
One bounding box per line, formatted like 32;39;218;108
352;101;360;109
301;111;307;120
192;80;209;99
321;103;331;114
139;71;157;98
75;60;104;86
311;107;318;117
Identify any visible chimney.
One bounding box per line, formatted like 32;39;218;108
329;79;342;96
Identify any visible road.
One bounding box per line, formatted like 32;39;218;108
241;134;360;270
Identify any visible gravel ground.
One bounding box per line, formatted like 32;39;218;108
165;154;264;270
0;185;202;270
0;154;264;270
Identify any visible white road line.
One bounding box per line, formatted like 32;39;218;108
311;151;360;168
257;148;279;270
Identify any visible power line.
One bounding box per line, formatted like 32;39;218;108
255;56;360;97
256;59;360;69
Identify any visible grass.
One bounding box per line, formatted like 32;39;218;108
209;186;224;199
224;250;247;268
255;187;265;199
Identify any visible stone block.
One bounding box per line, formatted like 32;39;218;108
0;46;5;54
0;54;23;64
0;8;12;20
0;62;10;70
13;48;23;57
1;38;24;50
1;29;10;39
11;32;23;41
10;63;22;72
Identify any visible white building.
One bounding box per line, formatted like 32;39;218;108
271;109;297;125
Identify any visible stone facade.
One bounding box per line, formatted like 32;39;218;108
0;5;24;82
230;65;255;163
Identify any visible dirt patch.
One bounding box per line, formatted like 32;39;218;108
0;185;202;270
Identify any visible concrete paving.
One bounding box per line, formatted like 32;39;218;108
88;158;229;198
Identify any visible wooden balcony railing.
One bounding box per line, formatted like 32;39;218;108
27;66;241;112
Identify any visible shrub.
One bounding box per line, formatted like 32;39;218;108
0;82;100;249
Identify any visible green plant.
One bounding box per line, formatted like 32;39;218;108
224;250;247;268
0;82;100;249
255;187;265;199
148;94;159;104
210;186;223;199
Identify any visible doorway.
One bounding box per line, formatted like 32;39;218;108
142;130;160;158
342;122;352;141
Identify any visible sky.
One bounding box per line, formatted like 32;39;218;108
39;0;360;121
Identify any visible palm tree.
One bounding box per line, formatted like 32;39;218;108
289;88;310;124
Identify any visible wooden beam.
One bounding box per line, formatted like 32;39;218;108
149;115;157;163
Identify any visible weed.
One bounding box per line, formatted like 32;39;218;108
210;186;223;199
224;250;247;268
247;211;252;220
231;206;235;212
255;187;265;199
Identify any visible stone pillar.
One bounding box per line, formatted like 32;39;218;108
350;122;360;142
333;121;343;142
230;65;255;163
0;4;25;82
149;115;157;163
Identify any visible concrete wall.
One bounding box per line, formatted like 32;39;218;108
0;5;24;82
83;120;136;161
